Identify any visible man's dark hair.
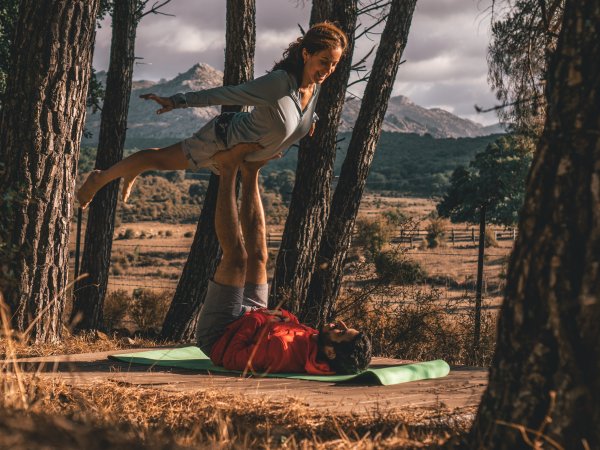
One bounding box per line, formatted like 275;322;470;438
328;332;372;374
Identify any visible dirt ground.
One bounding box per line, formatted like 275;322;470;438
12;348;488;416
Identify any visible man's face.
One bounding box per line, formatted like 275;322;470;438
319;320;360;345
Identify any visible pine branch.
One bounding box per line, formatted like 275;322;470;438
139;0;174;19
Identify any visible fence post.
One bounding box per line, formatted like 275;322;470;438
471;205;486;365
471;227;475;243
451;229;455;245
512;228;516;241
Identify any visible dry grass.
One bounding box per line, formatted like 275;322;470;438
0;330;164;359
3;193;500;448
0;374;471;449
1;289;472;449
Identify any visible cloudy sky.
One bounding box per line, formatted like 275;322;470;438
93;0;499;125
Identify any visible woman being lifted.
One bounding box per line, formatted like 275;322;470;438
77;22;347;208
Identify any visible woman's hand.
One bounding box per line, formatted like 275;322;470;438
140;93;175;115
309;122;316;137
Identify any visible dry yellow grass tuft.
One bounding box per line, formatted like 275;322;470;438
0;374;472;449
0;331;165;359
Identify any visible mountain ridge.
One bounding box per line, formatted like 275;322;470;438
85;63;504;142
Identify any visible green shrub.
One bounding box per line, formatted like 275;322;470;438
381;208;409;226
165;230;173;237
425;218;446;248
129;289;171;333
354;217;392;259
334;285;497;366
111;262;123;276
373;250;427;284
485;227;499;247
103;290;131;331
123;228;136;239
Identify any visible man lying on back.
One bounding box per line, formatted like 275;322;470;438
195;144;372;375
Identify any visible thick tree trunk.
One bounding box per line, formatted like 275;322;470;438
269;0;357;312
302;0;417;327
160;0;256;341
71;0;138;331
0;0;100;342
467;1;600;448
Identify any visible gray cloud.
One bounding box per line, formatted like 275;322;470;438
93;0;499;125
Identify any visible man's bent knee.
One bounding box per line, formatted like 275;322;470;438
247;248;268;267
222;245;248;271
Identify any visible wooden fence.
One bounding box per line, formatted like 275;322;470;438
267;227;516;248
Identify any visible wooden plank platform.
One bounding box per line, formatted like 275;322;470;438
9;349;488;415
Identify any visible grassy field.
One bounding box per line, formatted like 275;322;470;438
70;193;511;305
66;193;508;366
0;193;507;448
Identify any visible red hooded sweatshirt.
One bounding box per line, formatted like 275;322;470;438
210;309;332;375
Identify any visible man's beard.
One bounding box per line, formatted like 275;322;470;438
316;325;331;361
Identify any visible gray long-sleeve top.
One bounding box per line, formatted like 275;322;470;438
169;69;320;164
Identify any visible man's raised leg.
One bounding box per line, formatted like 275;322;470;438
240;161;269;286
195;143;259;353
211;152;248;288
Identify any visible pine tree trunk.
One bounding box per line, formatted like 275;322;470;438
0;0;100;342
269;0;357;312
302;0;417;327
71;0;138;331
160;0;256;341
467;1;600;448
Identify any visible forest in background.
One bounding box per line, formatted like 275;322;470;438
80;132;502;197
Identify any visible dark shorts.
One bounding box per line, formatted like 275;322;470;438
181;112;238;172
214;112;236;148
196;280;268;356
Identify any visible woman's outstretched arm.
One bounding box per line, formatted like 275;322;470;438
170;70;287;108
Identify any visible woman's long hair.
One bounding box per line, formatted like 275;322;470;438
272;21;348;86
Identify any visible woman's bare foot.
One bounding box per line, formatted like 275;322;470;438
77;170;104;209
122;175;138;203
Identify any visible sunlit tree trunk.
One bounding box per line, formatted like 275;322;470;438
161;0;256;341
302;0;417;327
71;0;138;331
467;1;600;448
269;0;357;312
0;0;100;342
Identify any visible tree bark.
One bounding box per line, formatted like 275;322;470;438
0;0;100;342
269;0;357;312
467;1;600;448
160;0;256;341
302;0;417;327
71;0;138;331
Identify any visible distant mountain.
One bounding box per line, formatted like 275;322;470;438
84;63;504;142
339;95;498;138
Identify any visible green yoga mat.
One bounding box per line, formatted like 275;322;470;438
110;346;450;386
